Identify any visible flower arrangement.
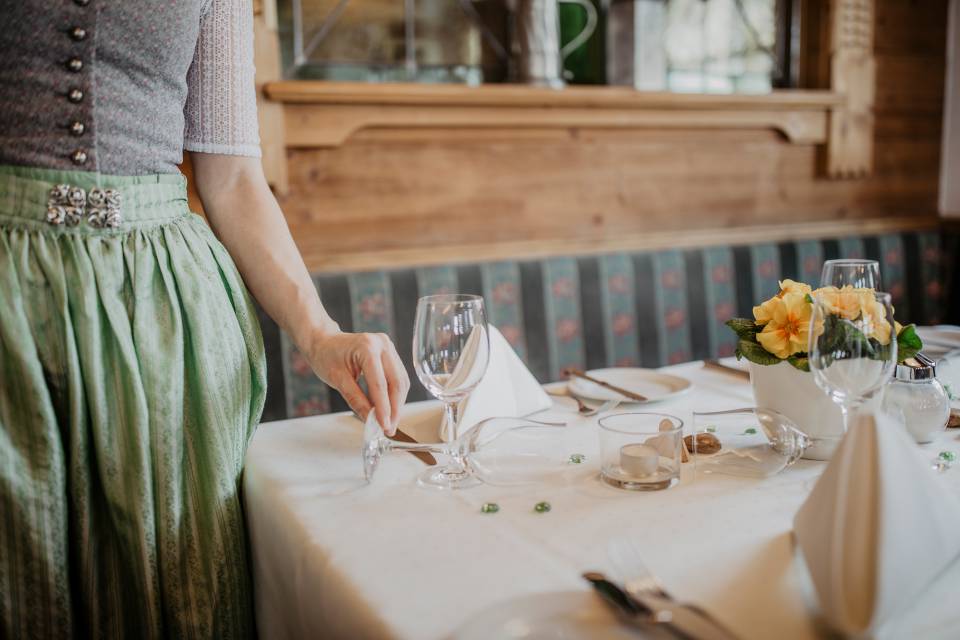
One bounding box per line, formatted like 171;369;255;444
726;279;922;372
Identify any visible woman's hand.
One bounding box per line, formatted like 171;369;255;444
306;330;410;435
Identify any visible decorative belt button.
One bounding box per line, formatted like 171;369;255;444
66;58;84;73
67;88;84;103
86;188;123;228
46;184;123;228
69;27;87;41
71;149;88;165
69;121;86;136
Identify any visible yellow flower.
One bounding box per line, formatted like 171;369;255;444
861;296;894;345
752;295;781;325
814;286;863;320
756;292;821;359
778;279;812;298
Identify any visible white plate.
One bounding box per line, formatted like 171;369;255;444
568;368;692;404
453;591;657;640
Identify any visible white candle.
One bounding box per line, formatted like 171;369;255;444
620;443;659;476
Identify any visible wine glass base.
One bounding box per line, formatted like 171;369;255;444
417;466;482;490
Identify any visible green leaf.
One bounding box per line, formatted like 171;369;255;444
737;338;782;366
725;318;759;340
787;354;810;372
896;324;922;363
804;293;814;304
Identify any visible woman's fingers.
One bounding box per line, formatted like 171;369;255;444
358;338;394;435
381;344;410;431
335;374;373;425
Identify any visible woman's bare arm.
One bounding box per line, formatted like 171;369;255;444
190;153;409;433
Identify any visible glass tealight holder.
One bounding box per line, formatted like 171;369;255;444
598;413;682;491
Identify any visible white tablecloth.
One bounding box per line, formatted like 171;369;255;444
244;361;960;639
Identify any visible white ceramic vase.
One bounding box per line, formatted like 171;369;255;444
748;361;844;460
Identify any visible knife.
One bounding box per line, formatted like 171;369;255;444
626;591;742;640
351;410;437;466
563;368;649;402
702;359;750;381
391;429;437;466
583;572;672;632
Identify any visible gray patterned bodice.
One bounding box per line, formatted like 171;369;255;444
0;1;207;175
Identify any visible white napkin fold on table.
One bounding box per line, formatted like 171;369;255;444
793;410;960;637
437;324;552;441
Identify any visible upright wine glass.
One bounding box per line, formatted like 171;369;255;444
820;259;882;290
413;294;490;489
808;290;897;436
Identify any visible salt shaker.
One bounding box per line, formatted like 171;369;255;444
882;353;951;444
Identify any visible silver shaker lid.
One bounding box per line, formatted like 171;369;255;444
893;352;937;381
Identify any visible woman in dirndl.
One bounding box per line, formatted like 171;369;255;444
0;1;409;637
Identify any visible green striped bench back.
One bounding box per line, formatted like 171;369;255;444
260;231;945;420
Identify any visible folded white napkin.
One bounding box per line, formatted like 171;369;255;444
437;325;552;440
793;410;960;636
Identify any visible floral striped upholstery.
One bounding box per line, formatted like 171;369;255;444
258;230;948;421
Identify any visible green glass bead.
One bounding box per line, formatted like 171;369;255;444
534;501;551;513
938;451;956;463
568;453;586;464
744;427;757;435
480;502;500;514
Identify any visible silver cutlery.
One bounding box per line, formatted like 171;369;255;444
702;359;750;381
547;390;620;416
608;538;743;640
582;571;677;637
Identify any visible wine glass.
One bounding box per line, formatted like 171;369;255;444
691;408;810;478
413;294;490;489
820;259;881;290
361;412;568;486
808;290;897;436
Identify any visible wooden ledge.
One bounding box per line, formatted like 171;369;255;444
264;81;842;147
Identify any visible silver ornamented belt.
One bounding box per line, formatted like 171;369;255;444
46;183;123;228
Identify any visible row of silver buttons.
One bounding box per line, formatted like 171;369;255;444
66;0;91;165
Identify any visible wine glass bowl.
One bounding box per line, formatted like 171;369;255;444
820;258;882;290
808;290;897;434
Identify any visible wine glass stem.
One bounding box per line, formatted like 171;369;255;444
441;400;468;475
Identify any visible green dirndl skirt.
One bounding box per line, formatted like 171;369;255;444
0;165;266;639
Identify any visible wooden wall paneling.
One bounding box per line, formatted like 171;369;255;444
253;0;289;193
825;0;876;177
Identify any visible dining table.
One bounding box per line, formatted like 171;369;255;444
243;359;960;639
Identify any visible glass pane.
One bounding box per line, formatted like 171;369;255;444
277;0;484;83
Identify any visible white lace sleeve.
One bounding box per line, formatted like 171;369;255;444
183;0;261;157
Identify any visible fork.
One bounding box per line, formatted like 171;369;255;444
547;390;619;416
608;538;742;639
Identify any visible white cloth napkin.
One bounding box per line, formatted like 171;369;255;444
433;324;552;440
793;410;960;636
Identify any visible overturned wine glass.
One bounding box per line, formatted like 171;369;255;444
691;408;810;478
362;411;569;488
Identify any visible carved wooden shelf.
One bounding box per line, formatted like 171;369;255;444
264;81;843;148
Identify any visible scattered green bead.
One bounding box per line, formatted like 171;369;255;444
480;502;500;514
938;451;956;463
568;453;586;464
744;427;758;435
534;501;552;513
